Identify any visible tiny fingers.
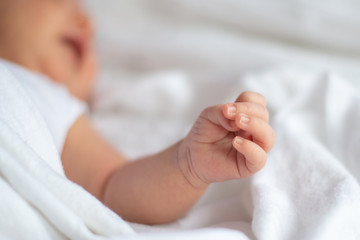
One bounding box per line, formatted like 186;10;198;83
232;136;267;176
223;102;269;122
236;115;275;152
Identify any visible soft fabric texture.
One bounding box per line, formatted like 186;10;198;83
1;0;360;237
0;61;249;240
1;58;359;239
242;70;360;239
93;67;360;239
0;62;134;239
86;3;360;238
0;59;87;155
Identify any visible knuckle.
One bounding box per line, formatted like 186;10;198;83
200;107;209;116
238;91;267;106
200;106;214;120
203;104;219;114
256;103;267;115
239;91;254;102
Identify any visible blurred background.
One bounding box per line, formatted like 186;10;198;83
84;0;360;158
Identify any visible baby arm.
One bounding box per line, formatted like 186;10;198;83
62;91;275;225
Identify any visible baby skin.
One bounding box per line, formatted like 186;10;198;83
0;0;275;224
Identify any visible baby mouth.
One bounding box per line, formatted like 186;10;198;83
62;33;87;64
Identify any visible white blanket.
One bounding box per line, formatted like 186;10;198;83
0;61;248;239
93;67;360;239
240;69;360;239
2;60;359;239
1;0;360;237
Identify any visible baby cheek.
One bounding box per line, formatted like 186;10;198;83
68;54;97;101
44;51;75;83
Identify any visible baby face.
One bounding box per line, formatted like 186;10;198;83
0;0;96;100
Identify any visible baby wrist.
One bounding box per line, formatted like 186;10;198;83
175;140;209;190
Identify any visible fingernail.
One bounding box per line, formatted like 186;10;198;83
234;136;243;146
240;114;250;125
227;105;236;116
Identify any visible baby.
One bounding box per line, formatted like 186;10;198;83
0;0;275;225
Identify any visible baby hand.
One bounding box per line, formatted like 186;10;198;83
177;92;275;188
